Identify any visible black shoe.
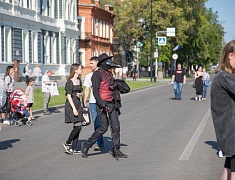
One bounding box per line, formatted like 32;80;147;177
114;149;128;158
81;142;89;158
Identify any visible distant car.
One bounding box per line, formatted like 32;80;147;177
210;66;217;71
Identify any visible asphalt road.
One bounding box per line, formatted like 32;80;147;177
0;81;223;180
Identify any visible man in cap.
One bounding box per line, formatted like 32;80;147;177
81;53;128;159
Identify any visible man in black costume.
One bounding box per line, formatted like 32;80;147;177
81;53;128;159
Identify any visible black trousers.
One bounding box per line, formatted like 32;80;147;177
25;75;29;85
85;104;120;150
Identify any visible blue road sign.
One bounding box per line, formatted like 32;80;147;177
158;37;166;46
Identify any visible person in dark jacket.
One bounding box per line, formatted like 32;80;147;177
211;40;235;180
81;53;128;159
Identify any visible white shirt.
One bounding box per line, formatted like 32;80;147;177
83;72;96;103
33;67;41;76
25;66;29;76
42;74;51;92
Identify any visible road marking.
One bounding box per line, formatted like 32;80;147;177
179;108;211;160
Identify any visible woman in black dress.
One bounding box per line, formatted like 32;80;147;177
194;66;204;101
63;63;83;154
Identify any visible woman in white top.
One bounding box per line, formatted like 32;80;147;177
33;64;42;86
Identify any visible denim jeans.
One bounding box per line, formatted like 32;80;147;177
35;76;39;85
89;103;104;147
173;82;183;98
202;85;208;98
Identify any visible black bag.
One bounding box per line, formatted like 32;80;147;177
23;67;26;73
114;79;130;94
192;82;196;88
81;97;91;126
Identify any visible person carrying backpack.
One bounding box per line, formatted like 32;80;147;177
202;67;210;100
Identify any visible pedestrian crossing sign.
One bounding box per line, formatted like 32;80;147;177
158;37;167;46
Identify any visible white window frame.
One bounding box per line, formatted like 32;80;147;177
51;35;56;64
4;27;12;63
106;23;109;38
32;32;38;63
22;30;29;63
79;49;85;67
110;25;113;44
44;32;50;64
95;19;98;36
100;20;103;37
66;38;71;64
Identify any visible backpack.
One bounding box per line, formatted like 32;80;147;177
204;73;210;86
23;67;26;73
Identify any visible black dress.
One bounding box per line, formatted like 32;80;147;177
195;73;203;95
64;80;82;124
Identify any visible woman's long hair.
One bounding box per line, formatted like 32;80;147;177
216;40;235;74
4;66;14;79
68;63;81;80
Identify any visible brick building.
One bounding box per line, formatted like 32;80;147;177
78;0;115;76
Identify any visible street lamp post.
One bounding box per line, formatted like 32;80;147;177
150;0;153;82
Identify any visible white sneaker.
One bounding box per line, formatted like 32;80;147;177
3;120;10;125
218;150;223;158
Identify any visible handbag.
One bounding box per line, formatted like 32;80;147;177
50;82;59;96
81;97;91;126
114;79;130;94
192;82;196;88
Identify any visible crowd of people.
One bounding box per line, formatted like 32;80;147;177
0;63;58;125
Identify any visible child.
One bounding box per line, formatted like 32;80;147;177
25;78;34;120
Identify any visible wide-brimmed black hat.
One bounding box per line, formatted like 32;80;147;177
97;53;113;67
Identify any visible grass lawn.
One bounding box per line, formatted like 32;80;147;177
33;81;160;111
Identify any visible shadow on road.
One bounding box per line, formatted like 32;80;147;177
205;140;220;152
0;139;20;150
76;137;128;157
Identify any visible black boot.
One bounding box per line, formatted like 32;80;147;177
81;142;89;158
113;149;128;158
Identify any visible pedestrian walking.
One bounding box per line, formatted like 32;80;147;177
194;65;203;101
83;56;104;151
3;66;15;124
42;70;54;115
81;53;128;159
24;63;30;85
170;63;186;100
132;65;137;81
25;78;35;120
202;67;210;100
211;40;235;180
63;63;83;155
33;64;42;86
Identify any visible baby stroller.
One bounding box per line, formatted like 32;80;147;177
10;88;32;126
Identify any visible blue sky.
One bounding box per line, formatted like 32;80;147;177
205;0;235;43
